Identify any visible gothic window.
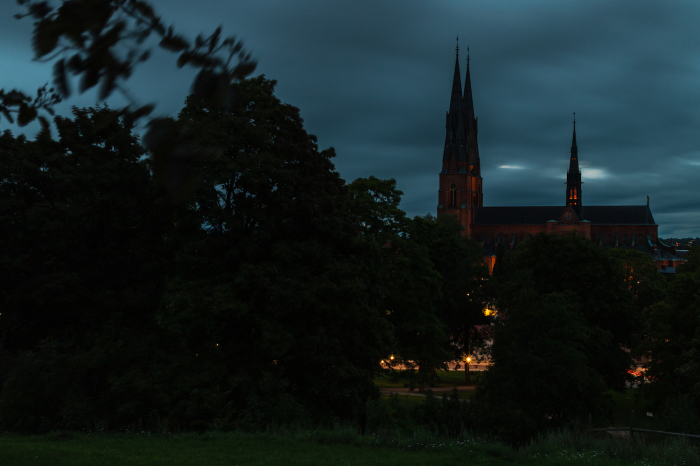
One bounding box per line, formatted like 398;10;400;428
638;234;643;244
623;234;628;245
607;235;612;245
449;183;457;208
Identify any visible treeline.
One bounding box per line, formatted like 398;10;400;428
1;77;699;440
483;235;700;440
0;76;488;432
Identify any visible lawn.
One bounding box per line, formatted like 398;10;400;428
374;370;483;389
0;432;510;466
1;428;697;466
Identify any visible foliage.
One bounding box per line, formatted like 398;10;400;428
347;176;407;243
3;0;256;198
606;247;666;319
640;271;700;414
678;245;700;274
499;233;642;391
153;77;394;428
479;233;643;436
0;105;182;431
478;278;608;434
407;215;490;382
6;0;254;120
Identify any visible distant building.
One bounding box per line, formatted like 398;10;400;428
436;46;685;273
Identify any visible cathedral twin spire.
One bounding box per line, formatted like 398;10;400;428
442;38;479;175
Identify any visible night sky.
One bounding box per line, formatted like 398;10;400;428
2;1;699;237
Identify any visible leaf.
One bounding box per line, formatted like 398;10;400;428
176;52;191;68
99;70;117;100
1;107;14;124
29;2;52;19
209;26;221;53
186;53;212;67
191;69;218;101
38;115;50;133
32;19;59;58
132;103;155;120
67;54;83;72
133;1;155;18
159;34;189;52
53;58;71;98
17;103;37;127
79;66;100;93
232;61;257;80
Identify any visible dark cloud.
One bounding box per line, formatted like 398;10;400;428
1;0;699;237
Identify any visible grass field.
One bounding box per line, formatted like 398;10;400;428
374;370;483;389
1;427;698;466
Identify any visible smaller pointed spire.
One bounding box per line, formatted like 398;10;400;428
467;45;470;68
456;35;459;56
566;116;582;207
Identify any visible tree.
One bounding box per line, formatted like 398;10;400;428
155;77;394;428
0;106;178;431
478;233;644;435
639;272;700;409
498;233;642;392
678;245;700;274
408;214;490;384
347;177;447;391
479;275;607;430
607;247;666;318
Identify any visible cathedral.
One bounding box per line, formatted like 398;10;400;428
436;45;684;273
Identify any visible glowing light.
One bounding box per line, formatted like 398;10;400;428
483;308;493;316
390;355;394;360
466;356;472;363
499;165;524;169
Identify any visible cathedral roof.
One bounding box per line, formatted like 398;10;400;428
473;205;656;225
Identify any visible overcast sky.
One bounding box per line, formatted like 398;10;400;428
2;0;699;237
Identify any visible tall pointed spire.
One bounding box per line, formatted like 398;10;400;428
451;37;462;104
463;46;474;120
566;113;582;207
462;45;480;177
442;38;469;171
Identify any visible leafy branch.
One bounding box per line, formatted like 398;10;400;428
2;0;257;197
0;0;256;125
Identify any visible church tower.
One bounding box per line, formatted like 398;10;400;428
566;116;582;208
438;41;482;236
